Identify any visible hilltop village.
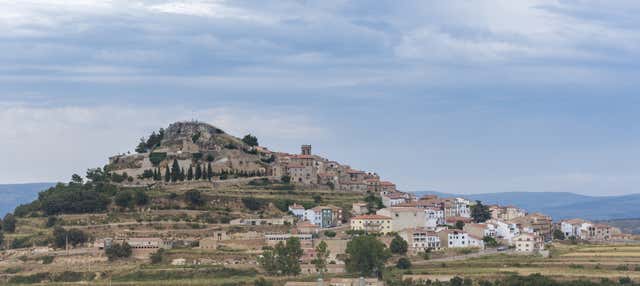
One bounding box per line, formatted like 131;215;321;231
0;121;636;285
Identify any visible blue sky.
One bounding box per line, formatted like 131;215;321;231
1;0;640;195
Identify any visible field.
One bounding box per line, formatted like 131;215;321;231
401;243;640;282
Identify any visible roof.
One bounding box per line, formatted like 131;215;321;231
446;216;473;223
563;218;588;225
347;169;366;174
380;181;396;186
287;164;306;169
289;203;305;210
352;214;392;220
385;192;407;199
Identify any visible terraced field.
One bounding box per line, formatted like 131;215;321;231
405;243;640;282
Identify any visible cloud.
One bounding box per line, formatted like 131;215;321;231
0;103;327;183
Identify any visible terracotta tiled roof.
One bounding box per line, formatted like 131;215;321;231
352;214;392;220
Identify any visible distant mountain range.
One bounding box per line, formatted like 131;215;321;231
413;190;640;221
0;183;56;216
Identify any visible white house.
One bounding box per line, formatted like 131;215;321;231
288;203;306;219
438;230;474;248
487;219;520;245
514;233;543;253
560;219;592;239
424;208;445;229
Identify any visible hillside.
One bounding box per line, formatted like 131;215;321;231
414;190;640;220
0;183;56;216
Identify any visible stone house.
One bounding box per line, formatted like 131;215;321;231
399;227;441;253
513;233;543;253
350;214;393;234
377;207;426;232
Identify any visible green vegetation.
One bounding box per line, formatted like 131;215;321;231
242;134;259;146
390;235;408;254
345;235;391;277
135;128;165;153
53;227;87;248
396;257;412;269
3;213;16;232
312;241;330;276
324;230;337;238
483;236;499;247
258;237;303;276
242;197;267;211
471;200;491;223
554;229;566;240
106;242;132;260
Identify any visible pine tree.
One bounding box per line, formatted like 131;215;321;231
207;162;213;181
170;159;180;182
195;164;202;180
179;168;185;181
164;167;170;182
187;166;194;181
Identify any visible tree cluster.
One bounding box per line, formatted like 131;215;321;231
53;227;88;248
135;128;165;153
345;235;391;277
470;200;492;223
258;237;303;276
106;242;132;260
242;134;259;147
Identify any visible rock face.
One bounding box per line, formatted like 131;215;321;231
158;121;245;153
108;121;270;182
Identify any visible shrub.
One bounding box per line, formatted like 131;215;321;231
324;230;337;238
149;152;167;166
106;242;132;261
242;197;266;211
396;257;412;269
390;235;408;254
41;256;54;264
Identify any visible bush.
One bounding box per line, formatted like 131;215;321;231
242;197;266;211
396;257;412;269
390;235;408;254
324;230;337;238
39;184;109;215
185;190;204;206
150;249;165;264
45;216;58;228
53;227;87;248
149;152;167;166
3;213;17;233
106;242;132;261
41;256;54;264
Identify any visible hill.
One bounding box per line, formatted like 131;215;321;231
0;183;56;216
413;190;640;220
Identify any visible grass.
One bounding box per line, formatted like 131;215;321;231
407;243;640;281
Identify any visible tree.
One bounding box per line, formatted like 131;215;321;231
364;193;384;214
470;201;491;223
553;229;566;240
324;230;337;238
134;190;149;206
187;166;194;181
115;191;133;208
483;236;499;247
207;162;213;181
46;216;58;228
106;242;132;260
345;235;390;277
242;134;259;146
312;241;330;276
258;237;303;276
195;164;202;180
396;257;412;269
135;138;148;153
179;168;185;181
185;190;204;206
3;213;16;233
170;159;180;182
280;175;291;184
455;220;465;230
150;249;164;264
70;174;84;184
258;246;278;275
254;278;272;286
53;227;87;248
242;197;266;211
390;235;408;254
450;276;464;286
0;231;4;249
164;168;170;182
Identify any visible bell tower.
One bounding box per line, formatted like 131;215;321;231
301;144;312;155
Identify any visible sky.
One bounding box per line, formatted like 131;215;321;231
1;0;640;196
